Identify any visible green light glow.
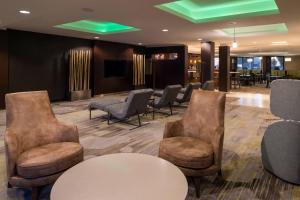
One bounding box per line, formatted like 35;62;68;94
155;0;279;23
220;23;288;37
55;20;139;35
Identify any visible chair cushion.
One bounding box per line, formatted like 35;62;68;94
17;142;83;179
89;98;123;112
159;137;214;169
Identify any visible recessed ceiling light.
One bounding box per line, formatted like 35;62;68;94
162;29;168;32
55;20;140;35
19;10;30;14
94;36;99;39
156;0;279;24
197;38;202;41
138;43;143;45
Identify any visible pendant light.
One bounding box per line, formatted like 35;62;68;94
232;26;238;48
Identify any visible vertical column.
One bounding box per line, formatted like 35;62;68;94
201;41;215;84
0;30;9;109
219;46;230;92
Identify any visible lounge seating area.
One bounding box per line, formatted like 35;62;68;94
1;1;300;200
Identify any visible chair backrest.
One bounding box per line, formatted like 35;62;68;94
182;82;202;101
270;79;300;121
261;80;300;184
123;89;153;117
182;90;226;166
156;85;182;106
202;80;215;91
5;91;57;152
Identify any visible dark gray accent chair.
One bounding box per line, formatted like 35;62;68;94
202;80;215;91
89;98;123;119
151;85;182;119
261;79;300;184
176;82;202;104
106;89;153;127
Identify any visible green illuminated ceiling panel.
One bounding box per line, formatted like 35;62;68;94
155;0;280;23
55;20;139;35
220;23;288;37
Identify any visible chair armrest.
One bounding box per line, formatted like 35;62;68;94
163;119;184;138
180;88;186;94
153;90;163;97
53;121;80;143
4;129;20;178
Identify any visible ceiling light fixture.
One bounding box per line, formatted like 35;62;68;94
19;10;30;14
162;29;168;32
138;43;143;45
232;26;238;49
94;36;99;39
197;38;202;41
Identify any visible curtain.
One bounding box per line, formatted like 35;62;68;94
69;49;92;92
133;54;145;86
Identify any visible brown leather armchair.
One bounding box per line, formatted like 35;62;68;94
159;90;226;197
5;91;84;199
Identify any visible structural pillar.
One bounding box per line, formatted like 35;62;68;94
219;45;230;92
201;41;215;84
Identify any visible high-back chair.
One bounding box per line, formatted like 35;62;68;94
176;82;202;104
159;90;226;197
5;91;83;199
106;89;153;127
261;79;300;184
202;80;215;91
152;85;182;118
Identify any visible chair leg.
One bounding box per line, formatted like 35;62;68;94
191;177;201;198
31;187;40;200
152;108;155;120
218;169;222;177
169;103;173;115
137;114;141;127
107;112;111;125
7;182;12;188
89;109;92;120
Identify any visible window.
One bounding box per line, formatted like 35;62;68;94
237;57;262;71
271;56;284;70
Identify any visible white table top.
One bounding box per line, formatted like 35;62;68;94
51;153;188;200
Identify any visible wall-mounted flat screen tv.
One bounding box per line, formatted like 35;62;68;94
104;60;127;78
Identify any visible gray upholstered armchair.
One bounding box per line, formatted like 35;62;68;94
202;80;215;91
5;91;83;199
175;82;201;104
106;89;153;127
261;79;300;184
151;85;182;119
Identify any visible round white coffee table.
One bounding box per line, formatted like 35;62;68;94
51;153;188;200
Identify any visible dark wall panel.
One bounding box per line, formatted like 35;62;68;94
0;30;8;109
93;41;135;94
146;45;187;89
8;30;92;101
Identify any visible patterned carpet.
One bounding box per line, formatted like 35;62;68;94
0;88;299;200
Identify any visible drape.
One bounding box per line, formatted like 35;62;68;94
133;54;145;86
69;49;91;92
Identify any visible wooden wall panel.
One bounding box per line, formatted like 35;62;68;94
93;41;135;94
8;30;92;101
201;42;215;84
219;46;230;92
0;30;8;109
146;45;187;89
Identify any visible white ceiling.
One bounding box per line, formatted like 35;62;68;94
0;0;300;55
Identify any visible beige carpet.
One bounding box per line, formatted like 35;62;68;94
0;87;299;200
